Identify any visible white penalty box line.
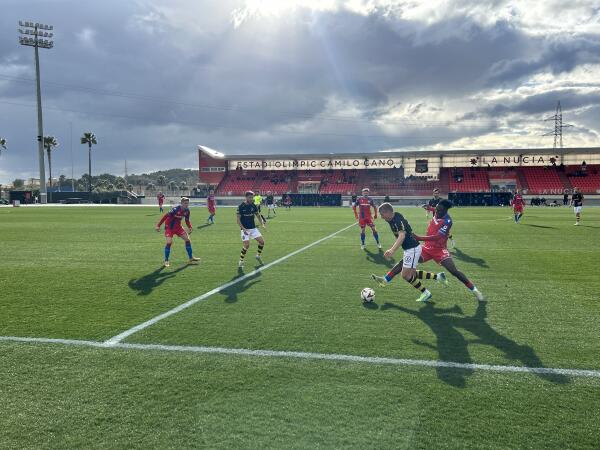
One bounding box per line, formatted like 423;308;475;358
104;222;357;346
1;335;599;379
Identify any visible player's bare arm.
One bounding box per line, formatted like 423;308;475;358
256;212;266;228
385;231;405;259
413;232;443;243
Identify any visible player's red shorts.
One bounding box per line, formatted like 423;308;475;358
208;207;216;215
421;246;452;264
165;225;187;238
513;205;523;213
359;217;375;228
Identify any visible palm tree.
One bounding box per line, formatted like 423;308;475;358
106;183;115;191
80;132;97;198
146;182;155;194
115;180;126;190
179;181;187;195
58;174;66;192
127;183;134;192
43;136;59;199
157;175;167;191
168;180;177;194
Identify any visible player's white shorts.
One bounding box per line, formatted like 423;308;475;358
268;204;275;210
402;245;422;269
241;228;262;241
574;206;582;214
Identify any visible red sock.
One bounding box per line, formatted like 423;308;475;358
464;280;474;290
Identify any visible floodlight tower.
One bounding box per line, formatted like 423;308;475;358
18;20;54;204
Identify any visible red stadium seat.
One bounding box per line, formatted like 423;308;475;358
519;167;564;194
567;165;600;194
448;168;490;193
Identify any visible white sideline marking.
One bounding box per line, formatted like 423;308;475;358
104;222;357;345
1;335;599;378
0;336;105;347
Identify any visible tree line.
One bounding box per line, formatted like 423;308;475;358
1;134;198;195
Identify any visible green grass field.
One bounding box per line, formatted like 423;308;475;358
1;205;599;449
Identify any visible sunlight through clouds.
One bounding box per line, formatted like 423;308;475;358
1;0;599;181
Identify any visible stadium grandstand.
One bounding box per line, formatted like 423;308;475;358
198;145;600;201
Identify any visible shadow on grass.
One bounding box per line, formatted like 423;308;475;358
522;223;557;229
196;223;212;231
128;264;191;296
221;267;262;304
382;301;569;387
365;248;395;269
362;300;380;310
451;247;489;268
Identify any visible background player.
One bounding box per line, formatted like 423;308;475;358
353;188;381;250
571;187;584;225
206;189;216;225
253;190;267;224
266;191;276;218
511;189;525;224
283;194;292;210
413;199;484;301
157;191;165;213
424;188;441;218
371;203;442;302
237;191;266;268
156;197;200;267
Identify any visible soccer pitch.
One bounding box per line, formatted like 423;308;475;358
1;205;599;449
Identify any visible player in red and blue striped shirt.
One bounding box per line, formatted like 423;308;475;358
352;188;381;250
156;197;200;267
157;191;165;213
206;189;216;225
511;190;525;224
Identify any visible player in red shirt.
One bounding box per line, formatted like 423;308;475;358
156;197;200;267
413;199;484;301
157;191;165;213
206;189;216;225
353;188;381;250
422;188;455;247
511;189;525;224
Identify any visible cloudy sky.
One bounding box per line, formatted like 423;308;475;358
1;0;600;183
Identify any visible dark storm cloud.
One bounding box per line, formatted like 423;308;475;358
1;0;599;182
487;33;600;86
464;88;600;119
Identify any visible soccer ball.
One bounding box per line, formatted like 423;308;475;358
361;287;375;303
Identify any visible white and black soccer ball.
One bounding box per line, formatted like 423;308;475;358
361;287;375;303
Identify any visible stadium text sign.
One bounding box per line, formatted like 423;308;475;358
475;154;560;165
229;158;403;170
